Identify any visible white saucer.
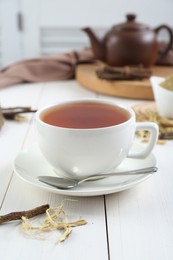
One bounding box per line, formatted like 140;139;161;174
13;143;157;197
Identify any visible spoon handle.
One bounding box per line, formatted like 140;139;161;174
38;166;158;190
78;166;158;184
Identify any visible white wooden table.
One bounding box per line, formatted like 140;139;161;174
0;80;173;260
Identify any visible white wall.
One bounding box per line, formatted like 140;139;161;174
38;0;173;27
0;0;173;66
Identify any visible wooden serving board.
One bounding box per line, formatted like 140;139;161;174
76;64;173;100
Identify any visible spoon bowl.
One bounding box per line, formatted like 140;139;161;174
38;166;157;190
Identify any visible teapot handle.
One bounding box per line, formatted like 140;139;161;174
154;25;173;62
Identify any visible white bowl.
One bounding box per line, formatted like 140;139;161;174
150;76;173;119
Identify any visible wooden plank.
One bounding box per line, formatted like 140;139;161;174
105;141;173;260
0;81;109;260
0;177;109;260
0;83;43;206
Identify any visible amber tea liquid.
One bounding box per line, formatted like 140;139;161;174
41;101;130;129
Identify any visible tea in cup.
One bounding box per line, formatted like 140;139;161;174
35;99;158;179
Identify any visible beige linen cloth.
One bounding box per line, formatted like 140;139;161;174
0;48;94;88
0;42;173;89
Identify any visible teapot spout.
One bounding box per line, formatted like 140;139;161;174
82;27;105;61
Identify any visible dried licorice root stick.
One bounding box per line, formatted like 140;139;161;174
2;107;37;120
0;107;4;129
0;204;49;224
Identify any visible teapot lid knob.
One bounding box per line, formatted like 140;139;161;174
126;14;136;22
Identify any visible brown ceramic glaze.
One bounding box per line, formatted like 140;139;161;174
83;14;173;67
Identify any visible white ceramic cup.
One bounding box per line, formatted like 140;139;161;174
35;99;158;179
150;76;173;119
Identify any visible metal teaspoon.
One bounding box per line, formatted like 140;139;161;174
37;166;158;190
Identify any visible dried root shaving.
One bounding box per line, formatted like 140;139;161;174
21;203;87;243
133;103;173;144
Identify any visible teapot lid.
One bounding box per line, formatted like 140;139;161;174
114;14;149;31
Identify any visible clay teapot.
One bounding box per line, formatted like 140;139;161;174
83;14;173;67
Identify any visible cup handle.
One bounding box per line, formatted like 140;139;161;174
154;25;173;62
127;122;158;159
